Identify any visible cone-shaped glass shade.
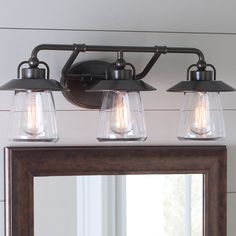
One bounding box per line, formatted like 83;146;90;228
97;91;147;141
177;92;225;140
8;90;58;142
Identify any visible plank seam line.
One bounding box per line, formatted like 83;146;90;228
1;109;236;112
1;27;236;36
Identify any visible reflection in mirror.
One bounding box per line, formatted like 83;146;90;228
34;174;203;236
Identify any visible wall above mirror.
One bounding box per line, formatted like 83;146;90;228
4;146;227;236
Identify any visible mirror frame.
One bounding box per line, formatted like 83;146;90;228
4;145;227;236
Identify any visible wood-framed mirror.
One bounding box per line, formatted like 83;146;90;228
4;146;227;236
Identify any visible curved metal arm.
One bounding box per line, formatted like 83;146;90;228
31;43;205;61
31;44;87;58
17;61;29;78
136;51;162;80
30;43;206;81
61;49;80;78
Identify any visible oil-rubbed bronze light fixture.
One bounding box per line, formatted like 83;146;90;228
0;58;62;142
0;43;234;142
91;51;155;141
168;61;235;140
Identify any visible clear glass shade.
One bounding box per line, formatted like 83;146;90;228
97;91;147;141
177;92;225;140
8;90;58;142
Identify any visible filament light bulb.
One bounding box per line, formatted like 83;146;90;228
22;91;45;136
8;90;58;142
111;91;133;134
190;92;211;135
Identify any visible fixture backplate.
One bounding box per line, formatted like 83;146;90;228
60;61;109;109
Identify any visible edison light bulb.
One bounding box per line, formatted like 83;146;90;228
111;91;133;134
190;92;211;135
22;91;45;136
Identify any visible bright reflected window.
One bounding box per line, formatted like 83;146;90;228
126;174;203;236
34;174;203;236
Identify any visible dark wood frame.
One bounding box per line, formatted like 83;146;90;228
4;146;227;236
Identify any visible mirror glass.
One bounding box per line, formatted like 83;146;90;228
34;174;203;236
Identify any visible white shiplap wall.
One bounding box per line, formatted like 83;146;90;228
1;0;236;235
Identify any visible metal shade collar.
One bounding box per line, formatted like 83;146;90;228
168;63;236;92
88;53;156;92
190;70;213;81
0;60;64;91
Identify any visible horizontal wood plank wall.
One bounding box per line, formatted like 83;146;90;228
0;13;236;234
0;0;235;33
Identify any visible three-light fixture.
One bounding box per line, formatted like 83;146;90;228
0;44;235;142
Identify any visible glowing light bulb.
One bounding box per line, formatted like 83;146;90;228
111;91;133;134
190;92;211;135
22;91;45;136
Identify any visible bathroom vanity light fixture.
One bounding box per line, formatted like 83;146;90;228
0;43;234;142
168;61;235;140
0;58;62;142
